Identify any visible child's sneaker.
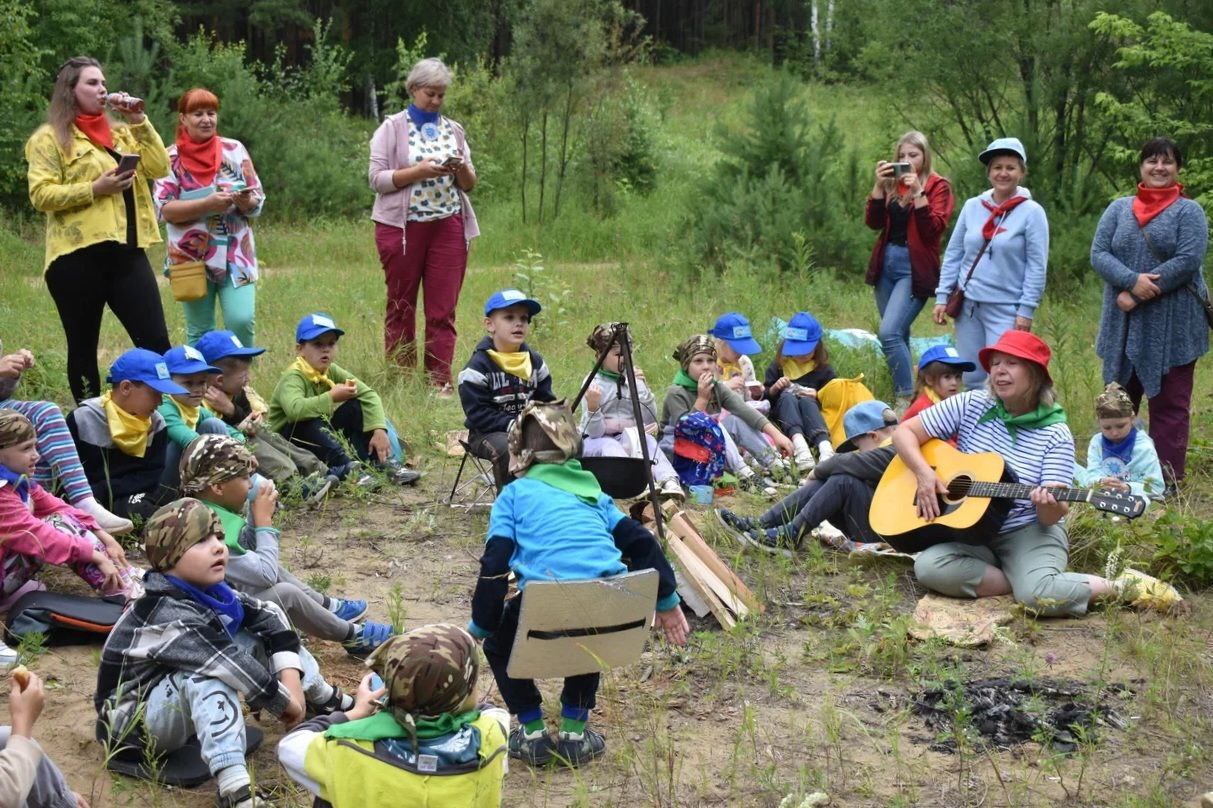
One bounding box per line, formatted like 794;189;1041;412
715;508;758;540
330;598;368;622
508;725;557;767
344;620;394;657
738;526;798;558
555;727;607;767
216;784;276;808
301;473;338;507
1114;568;1184;611
0;641;18;670
658;477;685;500
307;687;354;717
384;461;422;486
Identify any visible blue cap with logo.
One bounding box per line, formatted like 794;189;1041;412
781;312;823;356
164;345;220;376
708;312;762;355
484;289;541;317
106;348;189;394
838;399;899;453
918;344;976;372
195;330;267;364
296;313;345;343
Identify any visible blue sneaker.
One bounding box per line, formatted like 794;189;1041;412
345;620;394;657
331;598;368;622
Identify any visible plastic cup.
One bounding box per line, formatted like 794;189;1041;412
689;484;714;505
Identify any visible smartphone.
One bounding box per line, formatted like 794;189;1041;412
441;155;463;169
115;154;140;174
891;162;912;177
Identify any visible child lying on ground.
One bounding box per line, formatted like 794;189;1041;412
1075;382;1165;499
580;323;683;499
717;400;900;556
458;290;556;490
269;313;418;486
1;668;91;808
278;625;508;807
96;498;353;808
469;401;687;768
178;434;394;656
901;345;973;426
763;311;837;472
0;339;132;535
158;345;242;490
66;349;184;521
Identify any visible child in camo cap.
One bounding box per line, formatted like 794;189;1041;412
1075;382;1165;499
278;624;509;807
178;434;395;656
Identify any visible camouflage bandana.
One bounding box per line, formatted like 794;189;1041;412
586;322;626;354
1095;382;1134;419
507;399;582;475
673;335;717;371
145;497;222;571
366;624;479;727
179;434;255;496
0;409;35;451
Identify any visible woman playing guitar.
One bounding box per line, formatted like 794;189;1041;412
892;330;1178;615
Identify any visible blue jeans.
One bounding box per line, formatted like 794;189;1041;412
874;245;926;397
953;299;1017;388
182;274;257;348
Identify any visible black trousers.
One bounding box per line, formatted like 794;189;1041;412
771;390;830;444
467;430;512;490
279;399;369;469
44;242;170;402
482;597;600;717
760;475;880;544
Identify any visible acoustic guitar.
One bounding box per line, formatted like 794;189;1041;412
869;439;1148;553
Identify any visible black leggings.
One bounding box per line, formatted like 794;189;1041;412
44;242;170;402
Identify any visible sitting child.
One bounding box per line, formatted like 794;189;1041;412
718;400;900;556
269;313;418;486
660;335;793;490
1;668;91;808
469;401;688;768
0;410;142;663
1075;382;1164;499
902;345;974;424
458;290;555;490
278;625;508;807
195;330;335;501
158;345;241;490
96;498;353;808
762;311;837;473
0;339;132;534
709;312;769;415
178;434;394;656
66;349;185;521
580;323;683;499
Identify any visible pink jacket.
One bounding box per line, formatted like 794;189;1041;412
0;481;97;567
367;112;480;252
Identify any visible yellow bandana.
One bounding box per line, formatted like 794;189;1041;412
487;349;532;381
780;356;817;381
100;390;153;458
717;360;742;380
168;396;200;430
291;357;335;389
244;386;269;415
925;387;943;405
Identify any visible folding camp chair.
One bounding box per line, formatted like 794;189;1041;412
444;440;497;510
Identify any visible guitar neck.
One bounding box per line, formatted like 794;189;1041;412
964;481;1092;504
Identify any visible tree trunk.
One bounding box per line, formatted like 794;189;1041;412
810;1;820;68
825;0;834;53
538;110;549;225
520;114;530;225
554;84;575;220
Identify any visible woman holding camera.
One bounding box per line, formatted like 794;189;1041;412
154;87;265;347
369;57;479;395
933;137;1049;389
1092;137;1209;492
864;131;955;408
25;57;171;403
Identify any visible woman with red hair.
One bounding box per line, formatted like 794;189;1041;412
155;88;265;347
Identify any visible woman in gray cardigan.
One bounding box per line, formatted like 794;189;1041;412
1092;137;1210;490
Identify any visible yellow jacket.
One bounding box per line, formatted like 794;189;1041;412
25;118;170;270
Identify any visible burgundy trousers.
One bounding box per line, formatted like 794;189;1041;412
375;216;468;386
1125;361;1196;483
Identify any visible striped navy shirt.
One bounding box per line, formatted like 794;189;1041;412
918;390;1075;533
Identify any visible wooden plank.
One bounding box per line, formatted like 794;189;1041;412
674;538;748;618
669;510;764;614
667;536;736;629
674;569;711;618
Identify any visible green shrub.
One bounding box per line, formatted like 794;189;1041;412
1149;509;1213;588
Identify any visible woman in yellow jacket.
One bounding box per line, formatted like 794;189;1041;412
25;56;172;402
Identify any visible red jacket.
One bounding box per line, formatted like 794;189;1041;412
864;173;955;299
0;480;98;568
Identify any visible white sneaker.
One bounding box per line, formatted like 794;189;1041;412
659;477;685;500
0;641;18;670
812;519;847;544
79;498;134;536
794;450;815;473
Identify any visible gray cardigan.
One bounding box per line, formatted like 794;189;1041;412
1092;196;1209;397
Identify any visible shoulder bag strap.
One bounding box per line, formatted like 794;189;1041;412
957;238;992;292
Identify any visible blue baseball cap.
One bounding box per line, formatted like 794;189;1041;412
781;312;823;356
838;400;899;453
195;330;266;364
918;345;976;372
484;289;541;317
106;349;188;394
163;345;220;376
296;313;345;342
978;136;1027;166
708;312;762;355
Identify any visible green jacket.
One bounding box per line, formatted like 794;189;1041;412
157;398;243;449
659;380;770;433
267;362;387;434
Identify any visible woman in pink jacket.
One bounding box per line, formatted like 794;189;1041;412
368;57;479;395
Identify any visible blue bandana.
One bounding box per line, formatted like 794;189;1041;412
1101;426;1137;466
0;464;30;504
407;105;441;140
165;575;245;637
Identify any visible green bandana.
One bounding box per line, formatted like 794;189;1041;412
524;458;602;504
596;366;621;382
323;708;480;742
672;369;698;392
977;401;1067;444
201;500;248;556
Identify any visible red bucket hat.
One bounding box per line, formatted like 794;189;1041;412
977;331;1053;384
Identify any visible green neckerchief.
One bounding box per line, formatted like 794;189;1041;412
201;500;248;555
596;366;621;382
672;368;698;392
323;708;480;742
524;458;602;504
976;400;1067;444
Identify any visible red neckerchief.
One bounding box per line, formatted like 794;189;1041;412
980;194;1028;240
74;113;114;150
175;127;222;186
1133;182;1183;227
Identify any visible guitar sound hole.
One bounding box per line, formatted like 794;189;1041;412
944;475;972;506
